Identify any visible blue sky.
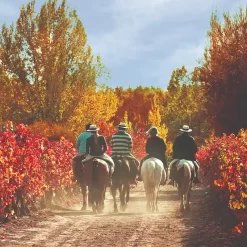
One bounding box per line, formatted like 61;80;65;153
0;0;246;89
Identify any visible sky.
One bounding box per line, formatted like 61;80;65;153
0;0;246;89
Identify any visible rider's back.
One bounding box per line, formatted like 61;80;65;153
111;130;132;156
172;133;197;161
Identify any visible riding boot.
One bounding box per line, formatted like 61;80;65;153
167;173;174;186
160;170;166;185
137;164;143;181
107;168;113;187
167;167;174;186
137;170;142;181
193;169;201;184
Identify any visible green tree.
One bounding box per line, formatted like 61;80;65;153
163;66;210;144
0;0;107;123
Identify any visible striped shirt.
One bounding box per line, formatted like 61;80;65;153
111;130;133;156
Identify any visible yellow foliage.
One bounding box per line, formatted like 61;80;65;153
29;121;76;141
66;87;118;134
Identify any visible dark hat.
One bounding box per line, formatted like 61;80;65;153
146;126;159;136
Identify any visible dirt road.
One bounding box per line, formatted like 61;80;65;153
0;184;239;247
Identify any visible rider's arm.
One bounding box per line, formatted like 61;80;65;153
128;135;133;152
161;139;167;153
101;136;107;154
75;135;80;151
86;137;90;154
191;137;198;154
145;138;151;154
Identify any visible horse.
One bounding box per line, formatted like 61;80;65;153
111;157;139;213
141;158;165;212
83;158;109;214
73;155;88;210
169;159;195;212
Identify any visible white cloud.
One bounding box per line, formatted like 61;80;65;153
89;0;215;68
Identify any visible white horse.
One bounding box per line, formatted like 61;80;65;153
169;159;195;212
141;158;165;212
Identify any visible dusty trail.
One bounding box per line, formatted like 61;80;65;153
0;184;236;247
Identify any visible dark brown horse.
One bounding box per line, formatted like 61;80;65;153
83;158;109;214
111;157;139;213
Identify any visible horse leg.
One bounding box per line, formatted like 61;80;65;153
146;194;151;212
120;185;126;212
126;183;130;204
178;185;184;212
80;183;87;210
185;183;192;211
98;187;106;214
111;186;118;213
155;187;159;213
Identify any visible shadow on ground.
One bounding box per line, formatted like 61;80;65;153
176;186;247;247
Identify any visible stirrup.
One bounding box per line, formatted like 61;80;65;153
193;177;201;184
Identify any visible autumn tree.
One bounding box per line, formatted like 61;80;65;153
67;86;118;134
112;86;166;128
198;8;247;135
0;0;106;123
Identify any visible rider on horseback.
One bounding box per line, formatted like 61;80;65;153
72;123;92;182
82;124;115;186
111;122;139;185
168;125;201;185
137;126;168;184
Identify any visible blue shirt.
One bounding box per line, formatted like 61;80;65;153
75;131;91;153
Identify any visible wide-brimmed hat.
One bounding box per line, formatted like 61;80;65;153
117;122;128;129
180;125;192;132
146;126;159;136
87;124;100;132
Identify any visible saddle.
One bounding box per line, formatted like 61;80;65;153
112;155;139;167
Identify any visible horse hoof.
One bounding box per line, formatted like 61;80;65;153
185;206;190;212
81;205;87;211
120;205;125;212
114;208;118;213
180;206;185;212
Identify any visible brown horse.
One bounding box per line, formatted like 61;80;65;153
83;158;109;214
111;157;139;213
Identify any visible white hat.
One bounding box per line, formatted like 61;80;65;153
180;125;192;132
87;124;100;132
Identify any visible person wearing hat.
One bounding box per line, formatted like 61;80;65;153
111;122;139;184
72;123;92;182
82;124;115;186
168;124;200;185
137;126;167;184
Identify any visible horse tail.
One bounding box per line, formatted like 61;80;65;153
142;160;156;201
180;161;192;194
92;159;99;187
